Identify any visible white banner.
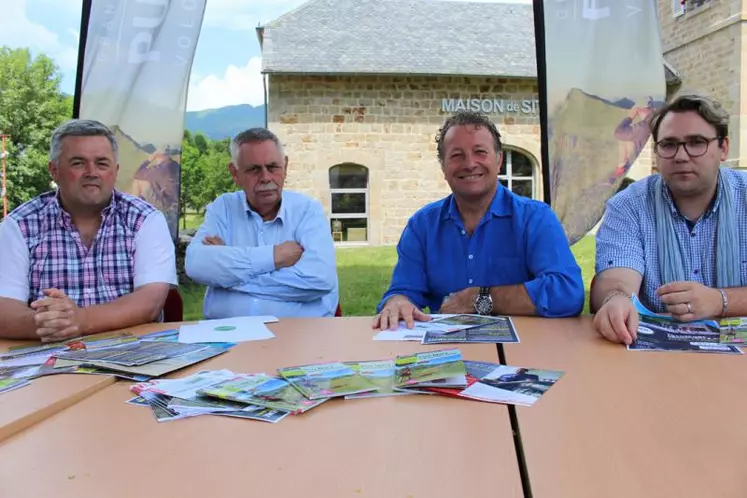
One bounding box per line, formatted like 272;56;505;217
79;0;207;239
543;0;666;244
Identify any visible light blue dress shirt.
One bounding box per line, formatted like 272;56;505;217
185;190;339;319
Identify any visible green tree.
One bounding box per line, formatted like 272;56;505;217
0;47;72;211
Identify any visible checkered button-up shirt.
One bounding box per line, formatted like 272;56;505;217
595;168;747;312
9;190;155;307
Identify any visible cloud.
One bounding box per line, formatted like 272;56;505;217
0;0;79;71
187;57;265;111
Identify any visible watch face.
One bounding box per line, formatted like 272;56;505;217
475;296;493;315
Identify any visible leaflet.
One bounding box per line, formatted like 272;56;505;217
394;348;467;388
277;362;378;399
460;365;564;406
422;316;519;344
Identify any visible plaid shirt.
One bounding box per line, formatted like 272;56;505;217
9;190;155;306
596;168;747;312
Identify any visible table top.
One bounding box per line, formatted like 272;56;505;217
0;317;523;498
504;315;747;498
0;338;117;443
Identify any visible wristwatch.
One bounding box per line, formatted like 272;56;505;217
474;287;493;315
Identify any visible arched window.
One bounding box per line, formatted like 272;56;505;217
329;163;369;243
499;149;536;199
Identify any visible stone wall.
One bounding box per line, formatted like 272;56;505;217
657;0;746;167
267;74;542;245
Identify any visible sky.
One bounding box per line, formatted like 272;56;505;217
0;0;532;112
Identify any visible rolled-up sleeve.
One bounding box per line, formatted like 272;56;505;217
377;219;430;312
522;205;585;318
0;217;30;302
595;194;645;276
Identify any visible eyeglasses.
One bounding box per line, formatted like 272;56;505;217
654;136;720;159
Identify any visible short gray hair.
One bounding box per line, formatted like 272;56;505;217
650;93;730;144
230;128;284;164
49;119;118;165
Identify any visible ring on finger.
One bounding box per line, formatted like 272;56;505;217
686;302;693;314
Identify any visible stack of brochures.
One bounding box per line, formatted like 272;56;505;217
0;329;235;394
123;348;564;424
373;314;520;344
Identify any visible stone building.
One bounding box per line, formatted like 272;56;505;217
257;0;684;245
659;0;745;168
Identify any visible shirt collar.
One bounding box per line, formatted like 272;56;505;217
53;189;118;228
243;194;285;223
442;184;513;222
661;169;723;219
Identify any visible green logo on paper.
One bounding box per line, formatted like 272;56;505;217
214;326;236;331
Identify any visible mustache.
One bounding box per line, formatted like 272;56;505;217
256;182;279;192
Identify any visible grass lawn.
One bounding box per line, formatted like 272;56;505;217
180;235;596;321
179;212;205;231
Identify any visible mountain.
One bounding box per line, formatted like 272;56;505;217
185;104;266;140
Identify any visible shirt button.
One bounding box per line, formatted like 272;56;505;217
468;254;474;260
690;233;696;237
461;230;466;235
694;269;699;275
468;279;473;284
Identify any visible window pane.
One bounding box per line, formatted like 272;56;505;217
329;163;368;189
512;153;533;177
331;193;366;214
512;180;533;198
499;152;507;175
330;218;368;242
499;179;509;189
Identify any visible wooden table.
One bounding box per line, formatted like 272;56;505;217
504;316;747;498
0;318;523;498
0;339;117;443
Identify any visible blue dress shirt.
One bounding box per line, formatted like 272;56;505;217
378;186;584;318
185;190;339;319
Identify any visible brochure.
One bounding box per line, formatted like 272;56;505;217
394;349;466;388
422;317;519;344
460;365;564;406
344;360;415;399
718;317;747;345
277;362;378;399
0;377;31;395
198;374;327;414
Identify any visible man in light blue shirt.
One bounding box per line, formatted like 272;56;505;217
185;128;338;318
373;111;584;330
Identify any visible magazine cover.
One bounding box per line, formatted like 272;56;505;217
277;362;377;399
422;317;519;344
719;317;747;345
460;365;565;407
629;315;743;354
344;360;416;399
199;374;327;414
394;349;466;388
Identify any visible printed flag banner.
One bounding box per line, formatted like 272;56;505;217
79;0;207;239
541;0;666;244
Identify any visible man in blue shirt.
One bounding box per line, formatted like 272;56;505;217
185;128;338;319
592;94;747;345
373;111;584;330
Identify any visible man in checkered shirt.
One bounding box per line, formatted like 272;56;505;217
591;94;747;345
0;119;177;342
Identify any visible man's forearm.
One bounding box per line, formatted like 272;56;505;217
79;285;169;335
590;278;636;314
0;299;38;340
185;244;275;288
490;284;536;316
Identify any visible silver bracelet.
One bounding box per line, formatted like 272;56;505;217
602;291;631;307
717;288;728;317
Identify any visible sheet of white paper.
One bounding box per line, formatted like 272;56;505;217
178;317;276;344
372;315;474;341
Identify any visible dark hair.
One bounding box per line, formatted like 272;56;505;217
649;93;729;145
50;119;118;165
435;111;502;164
230;127;284;162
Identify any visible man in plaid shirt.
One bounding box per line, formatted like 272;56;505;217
0;119;177;342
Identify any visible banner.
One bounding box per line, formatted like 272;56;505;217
541;0;666;244
78;0;207;240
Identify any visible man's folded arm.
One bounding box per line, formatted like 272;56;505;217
185;199;276;287
232;202;338;302
377;220;430;312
